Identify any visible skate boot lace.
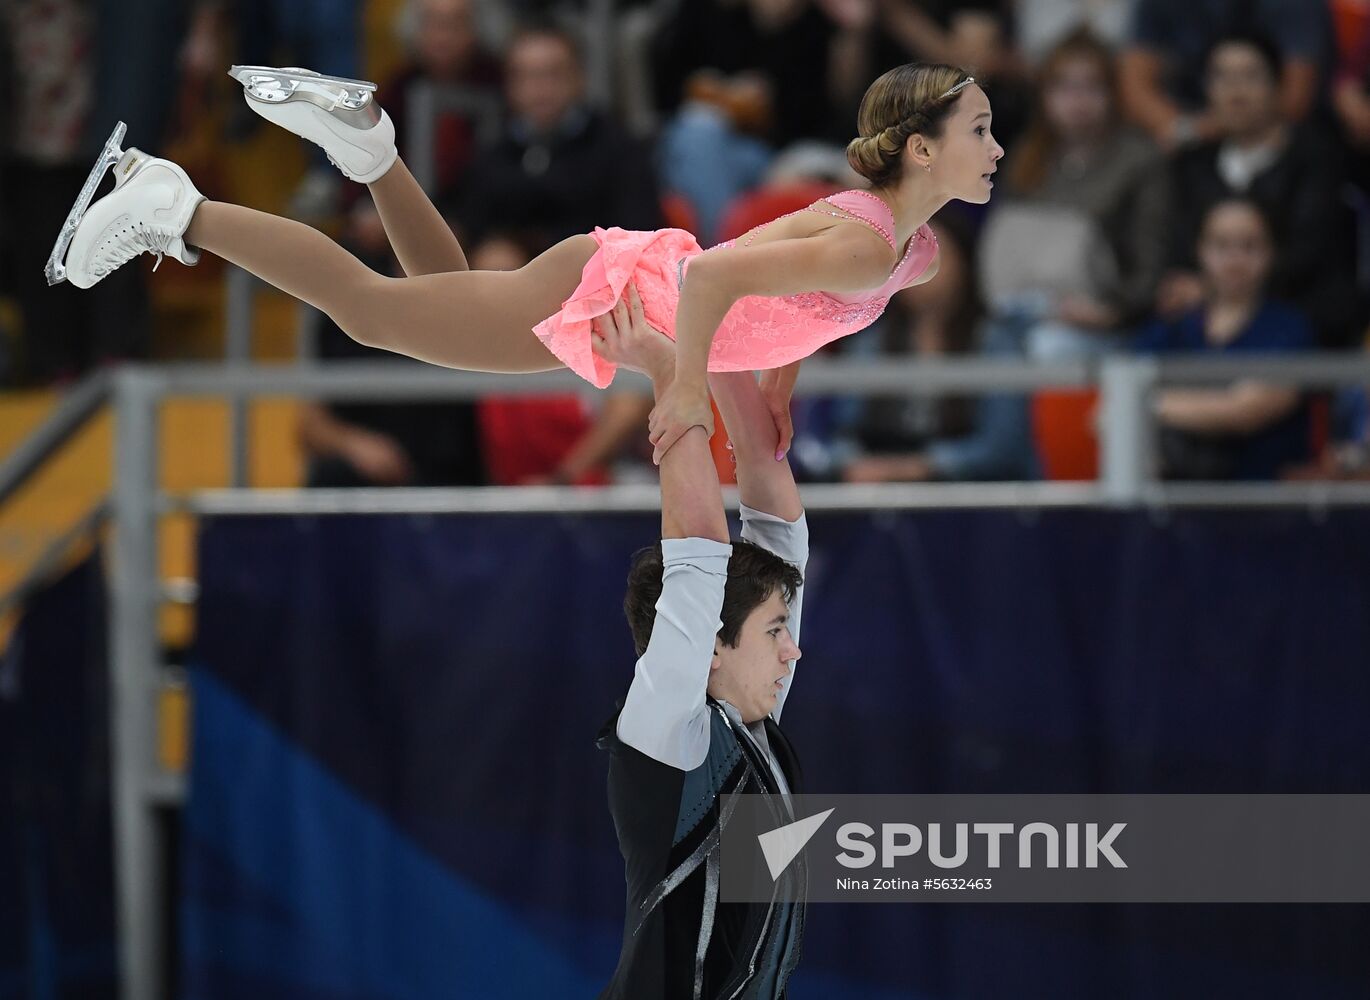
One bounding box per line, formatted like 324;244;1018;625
94;222;176;278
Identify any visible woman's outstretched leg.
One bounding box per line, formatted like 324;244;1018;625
366;158;470;276
227;67;470;277
185;200;593;372
57;140;591;372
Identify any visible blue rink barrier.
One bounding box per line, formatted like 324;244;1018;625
184;509;1370;999
0;556;117;1000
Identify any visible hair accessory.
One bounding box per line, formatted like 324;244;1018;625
938;76;975;100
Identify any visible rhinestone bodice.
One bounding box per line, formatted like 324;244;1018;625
685;189;938;372
531;190;940;387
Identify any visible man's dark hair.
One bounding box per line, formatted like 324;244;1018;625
507;18;584;68
1205;29;1283;83
623;539;804;658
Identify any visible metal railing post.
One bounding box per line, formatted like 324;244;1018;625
407;82;437;194
405;82;501;197
585;0;615;110
109;367;166;1000
0;371;110;508
1099;356;1158;506
225;267;253;487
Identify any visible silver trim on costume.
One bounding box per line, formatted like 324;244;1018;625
632;702;800;997
693;848;721;1000
633;773;748;936
727;876;780;1000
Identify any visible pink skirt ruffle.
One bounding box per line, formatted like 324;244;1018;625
532;226;702;388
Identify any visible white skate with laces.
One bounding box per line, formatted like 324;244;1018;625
229;65;398;183
45;121;207;289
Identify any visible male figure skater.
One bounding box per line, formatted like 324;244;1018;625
592;288;809;998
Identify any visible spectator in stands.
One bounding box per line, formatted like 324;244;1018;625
297;202;487;487
1286;383;1370;479
877;1;1031;152
1158;31;1361;346
836;215;1039;483
1329;0;1370;184
652;1;1027;244
653;0;841;149
455;22;662;247
228;0;365;217
979;28;1168;362
1138;197;1315;481
467;233;653;486
0;12;12;381
1;0;149;384
1013;0;1133;66
381;0;502;211
651;0;852;242
1119;0;1331;151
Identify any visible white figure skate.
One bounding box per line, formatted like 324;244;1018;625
46;122;206;289
229;65;397;183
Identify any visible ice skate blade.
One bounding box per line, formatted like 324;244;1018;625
45;121;127;286
228;64;381;125
228;64;377;94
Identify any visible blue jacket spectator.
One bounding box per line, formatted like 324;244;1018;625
1158;31;1361;346
1138;198;1314;480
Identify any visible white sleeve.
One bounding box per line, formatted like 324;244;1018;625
739;504;808;723
616;537;732;770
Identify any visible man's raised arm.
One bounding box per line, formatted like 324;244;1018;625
595;290;730;769
709;370;808;722
708;371;803;523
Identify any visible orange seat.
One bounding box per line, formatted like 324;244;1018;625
660;193;700;238
1307;392;1331;458
1032;389;1100;481
715;181;842;243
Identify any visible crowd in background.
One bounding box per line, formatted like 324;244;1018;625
3;0;1370;484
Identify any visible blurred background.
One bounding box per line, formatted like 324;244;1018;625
2;1;1370;998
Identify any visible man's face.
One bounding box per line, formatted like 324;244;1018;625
415;0;478;80
709;590;802;725
506;35;583;133
1207;42;1279;138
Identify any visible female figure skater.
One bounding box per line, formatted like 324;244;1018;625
50;62;1002;459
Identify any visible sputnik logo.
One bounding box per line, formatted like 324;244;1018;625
757;808;836;881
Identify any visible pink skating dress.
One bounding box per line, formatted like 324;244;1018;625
531;189;939;388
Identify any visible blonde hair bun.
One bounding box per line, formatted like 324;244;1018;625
847;64;972;187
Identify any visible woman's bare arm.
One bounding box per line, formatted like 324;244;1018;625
1155;383;1300;436
674;223;895;383
649;223;900;463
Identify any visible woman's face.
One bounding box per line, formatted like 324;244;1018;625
1043;56;1110;140
925;84;1004;204
1198;202;1273;299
